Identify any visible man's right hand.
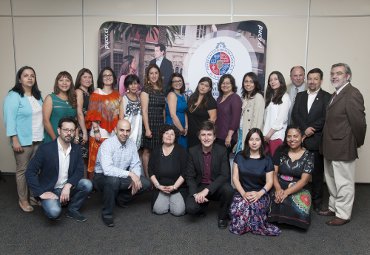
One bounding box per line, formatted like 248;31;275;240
39;192;58;200
128;172;142;195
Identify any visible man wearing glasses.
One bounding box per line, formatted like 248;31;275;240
26;117;92;222
320;63;366;226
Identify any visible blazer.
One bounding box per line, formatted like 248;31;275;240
322;84;366;161
26;140;84;197
3;91;43;146
291;89;331;150
185;143;230;196
150;57;174;92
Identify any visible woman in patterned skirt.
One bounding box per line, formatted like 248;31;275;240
85;67;120;180
140;64;166;177
75;68;94;170
268;125;314;229
229;128;280;236
43;71;77;143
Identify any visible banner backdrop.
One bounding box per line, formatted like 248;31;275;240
99;21;267;97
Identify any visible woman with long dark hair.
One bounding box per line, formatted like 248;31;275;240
165;73;188;148
234;72;265;154
3;66;43;212
263;71;291;156
187;77;217;148
43;71;77;143
229;128;280;236
140;64;166;177
75;68;94;168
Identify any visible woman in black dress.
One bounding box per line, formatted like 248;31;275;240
187;77;217;148
75;68;94;170
140;64;166;177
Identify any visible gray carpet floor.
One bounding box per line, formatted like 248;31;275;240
0;174;369;255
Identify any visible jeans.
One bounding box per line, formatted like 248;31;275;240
94;173;150;218
41;179;92;219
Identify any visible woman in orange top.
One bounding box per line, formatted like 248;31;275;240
85;67;120;179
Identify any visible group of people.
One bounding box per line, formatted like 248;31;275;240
3;62;366;235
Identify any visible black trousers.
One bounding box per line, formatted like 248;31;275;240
185;183;234;220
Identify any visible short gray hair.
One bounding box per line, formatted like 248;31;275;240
331;63;352;81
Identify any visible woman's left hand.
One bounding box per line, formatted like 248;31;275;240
225;135;232;147
246;191;262;203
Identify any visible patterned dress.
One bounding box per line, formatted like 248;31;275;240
78;90;90;158
85;89;120;174
165;92;188;148
44;93;76;143
141;86;165;150
122;95;142;149
268;149;314;229
229;153;281;236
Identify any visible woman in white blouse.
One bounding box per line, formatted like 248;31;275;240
3;66;44;212
263;71;291;156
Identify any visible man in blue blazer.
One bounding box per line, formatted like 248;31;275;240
291;68;331;212
185;121;234;229
26;117;92;222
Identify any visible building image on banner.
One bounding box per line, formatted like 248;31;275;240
99;21;267;97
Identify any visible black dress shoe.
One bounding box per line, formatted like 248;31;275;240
102;215;114;227
218;219;228;229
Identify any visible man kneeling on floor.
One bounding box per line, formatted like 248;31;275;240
185;121;234;229
94;119;150;227
26;117;92;222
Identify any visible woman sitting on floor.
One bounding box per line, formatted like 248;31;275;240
268;125;314;230
148;124;188;216
229;128;280;236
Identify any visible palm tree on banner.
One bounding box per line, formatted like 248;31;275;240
103;22;180;80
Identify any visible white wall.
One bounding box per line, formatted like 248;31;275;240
1;0;369;181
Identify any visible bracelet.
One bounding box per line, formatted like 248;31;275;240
193;193;197;198
155;183;160;189
261;187;267;194
173;185;177;190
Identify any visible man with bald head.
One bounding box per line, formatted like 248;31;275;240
94;119;150;227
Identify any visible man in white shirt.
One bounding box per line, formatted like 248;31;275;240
291;68;331;212
26;117;92;222
94;119;150;227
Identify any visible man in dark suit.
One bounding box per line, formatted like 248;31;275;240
149;43;174;93
320;63;366;226
291;68;331;212
26;117;92;222
185;121;234;229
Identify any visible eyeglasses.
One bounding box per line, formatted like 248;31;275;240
103;74;113;78
330;71;345;76
61;128;75;134
222;82;231;85
172;80;183;84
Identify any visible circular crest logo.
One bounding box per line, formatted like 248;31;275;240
205;42;235;80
